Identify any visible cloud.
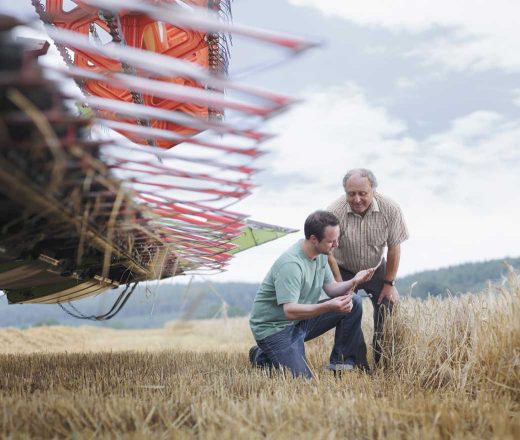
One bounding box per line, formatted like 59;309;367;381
289;0;520;72
513;89;520;107
215;81;520;281
395;77;417;90
266;82;406;181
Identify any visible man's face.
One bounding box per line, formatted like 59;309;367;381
345;175;374;215
315;225;340;255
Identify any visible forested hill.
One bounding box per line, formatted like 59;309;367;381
0;256;518;328
395;256;520;298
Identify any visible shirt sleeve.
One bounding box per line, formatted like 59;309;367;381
387;204;409;247
273;262;303;305
326;195;345;216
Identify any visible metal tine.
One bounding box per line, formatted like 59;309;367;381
103;148;258;176
141;182;251;198
136;193;248;219
135;189;248;206
161;227;241;240
154;210;247;228
156;226;244;242
90;139;258;175
163;212;247;227
43;25;297;107
148;217;238;235
165;245;234;257
46;63;282;118
69;94;274;142
126;183;249;199
153;227;244;241
97;119;262;156
153;221;242;236
155;240;234;253
158;230;238;243
159;238;236;250
146;202;247;222
181;250;236;261
138;214;246;233
149;220;246;236
80;0;321;52
108;161;255;189
147;233;224;246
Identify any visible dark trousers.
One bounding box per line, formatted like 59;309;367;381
339;263;393;366
250;294;363;379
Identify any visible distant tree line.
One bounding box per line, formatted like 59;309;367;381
396;256;520;298
0;281;259;329
0;256;518;328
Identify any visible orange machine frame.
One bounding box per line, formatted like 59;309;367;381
44;0;220;148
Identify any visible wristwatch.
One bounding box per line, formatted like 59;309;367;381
383;279;395;286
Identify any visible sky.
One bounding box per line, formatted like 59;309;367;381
5;0;520;285
210;0;520;283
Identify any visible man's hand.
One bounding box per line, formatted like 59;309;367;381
378;283;400;305
352;267;376;286
283;293;354;320
327;293;354;314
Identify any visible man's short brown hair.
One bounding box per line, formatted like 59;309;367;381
304;210;339;241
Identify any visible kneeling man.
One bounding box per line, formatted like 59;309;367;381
248;211;375;379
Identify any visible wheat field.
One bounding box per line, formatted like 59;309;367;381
0;276;519;439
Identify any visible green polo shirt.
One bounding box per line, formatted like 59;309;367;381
249;240;334;341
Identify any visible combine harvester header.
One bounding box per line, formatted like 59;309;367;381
0;0;317;316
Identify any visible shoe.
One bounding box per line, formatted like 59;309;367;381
249;345;259;366
328;362;355;372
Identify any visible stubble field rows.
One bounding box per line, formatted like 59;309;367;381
0;276;519;439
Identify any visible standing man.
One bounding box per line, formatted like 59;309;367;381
327;168;409;367
248;211;375;379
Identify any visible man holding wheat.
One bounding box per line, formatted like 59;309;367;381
327;168;409;367
248;210;375;379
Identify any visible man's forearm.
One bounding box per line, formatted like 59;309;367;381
323;279;355;297
385;244;401;280
283;302;332;321
379;244;402;304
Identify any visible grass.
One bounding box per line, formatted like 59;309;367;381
0;275;519;439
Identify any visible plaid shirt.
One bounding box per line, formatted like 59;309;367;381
327;192;409;273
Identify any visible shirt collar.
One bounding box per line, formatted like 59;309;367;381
346;194;380;215
298;238;318;261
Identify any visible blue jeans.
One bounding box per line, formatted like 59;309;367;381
339;263;392;366
251;294;363;379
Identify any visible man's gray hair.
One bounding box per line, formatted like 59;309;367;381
342;168;378;189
